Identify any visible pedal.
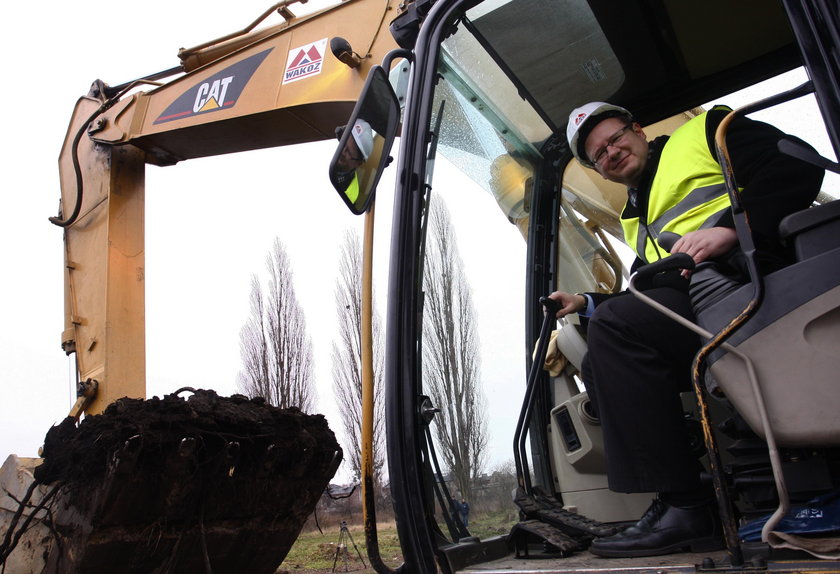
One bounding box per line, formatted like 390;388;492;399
508;520;585;558
513;487;624;538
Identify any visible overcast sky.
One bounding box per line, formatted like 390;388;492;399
1;1;837;486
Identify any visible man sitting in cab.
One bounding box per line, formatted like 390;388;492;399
548;101;824;557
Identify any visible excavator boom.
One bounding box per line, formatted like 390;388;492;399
93;0;398;164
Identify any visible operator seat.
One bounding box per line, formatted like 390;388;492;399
688;199;840;446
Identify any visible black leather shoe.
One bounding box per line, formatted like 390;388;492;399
589;498;724;558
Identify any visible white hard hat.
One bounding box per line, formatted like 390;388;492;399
351;119;374;161
566;102;632;168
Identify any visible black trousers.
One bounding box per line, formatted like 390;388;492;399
581;287;703;494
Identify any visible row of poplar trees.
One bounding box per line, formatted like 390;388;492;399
236;197;488;501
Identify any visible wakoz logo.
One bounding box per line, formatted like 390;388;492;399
283;39;328;85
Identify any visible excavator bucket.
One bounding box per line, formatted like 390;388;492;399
2;390;341;574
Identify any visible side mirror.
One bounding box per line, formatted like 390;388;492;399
330;65;401;215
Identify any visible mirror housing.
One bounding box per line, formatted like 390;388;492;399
330;65;401;215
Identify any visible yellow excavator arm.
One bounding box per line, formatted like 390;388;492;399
55;0;401;416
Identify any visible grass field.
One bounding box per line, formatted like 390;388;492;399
279;509;517;573
280;522;402;573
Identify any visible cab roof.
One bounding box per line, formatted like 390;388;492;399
466;0;801;131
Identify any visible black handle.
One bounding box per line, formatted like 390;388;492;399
539;296;560;315
657;231;682;253
633;253;695;282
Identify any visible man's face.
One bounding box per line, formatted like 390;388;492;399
337;135;365;171
584;116;648;186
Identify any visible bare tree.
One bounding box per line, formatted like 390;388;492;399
423;197;488;501
331;229;386;484
237;238;315;411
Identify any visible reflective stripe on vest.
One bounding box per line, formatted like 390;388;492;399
621;108;735;263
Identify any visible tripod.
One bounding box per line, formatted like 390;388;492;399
332;521;366;573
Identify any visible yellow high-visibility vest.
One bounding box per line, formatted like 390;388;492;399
344;173;360;203
621;107;736;263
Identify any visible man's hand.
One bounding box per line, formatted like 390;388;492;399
670;227;738;275
546;291;586;319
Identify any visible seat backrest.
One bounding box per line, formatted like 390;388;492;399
692;201;840;447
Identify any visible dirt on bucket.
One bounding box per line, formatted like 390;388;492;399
33;388;342;574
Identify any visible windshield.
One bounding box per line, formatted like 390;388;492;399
431;26;545;223
465;0;623;132
428;3;632;303
412;4;551;539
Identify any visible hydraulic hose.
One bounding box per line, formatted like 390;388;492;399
50;78;164;228
49;104;103;228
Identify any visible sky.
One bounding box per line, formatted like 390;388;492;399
1;1;838;486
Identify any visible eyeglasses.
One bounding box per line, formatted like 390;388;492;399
590;124;633;167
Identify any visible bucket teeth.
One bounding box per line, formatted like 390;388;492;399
112;434;142;474
178;437;197;457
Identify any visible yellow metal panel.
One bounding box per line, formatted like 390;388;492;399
94;0;399;164
59;96;146;415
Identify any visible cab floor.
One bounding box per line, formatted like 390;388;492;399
459;548;840;573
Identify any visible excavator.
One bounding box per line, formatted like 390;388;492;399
2;0;840;572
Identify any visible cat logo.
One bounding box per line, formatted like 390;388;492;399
193;77;234;114
154;49;273;125
283;39;328;85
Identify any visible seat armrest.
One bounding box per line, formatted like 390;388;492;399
779;200;840;238
779;201;840;260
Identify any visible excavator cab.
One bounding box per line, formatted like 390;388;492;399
366;0;840;571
